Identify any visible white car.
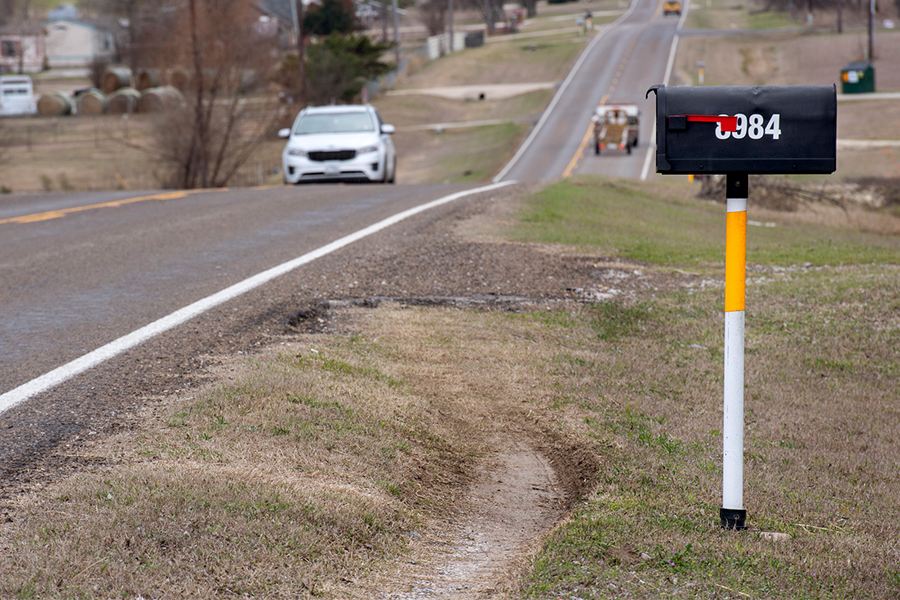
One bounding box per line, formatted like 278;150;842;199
279;104;397;184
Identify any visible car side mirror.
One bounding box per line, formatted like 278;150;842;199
381;124;396;135
278;128;291;139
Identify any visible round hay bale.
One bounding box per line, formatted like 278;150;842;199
101;66;132;94
36;91;73;116
137;86;184;113
107;87;141;114
168;68;190;92
76;89;106;115
136;68;162;91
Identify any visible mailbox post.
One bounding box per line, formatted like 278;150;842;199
646;85;836;530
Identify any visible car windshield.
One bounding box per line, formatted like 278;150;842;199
293;112;376;135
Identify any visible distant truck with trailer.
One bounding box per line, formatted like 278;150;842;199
0;75;37;117
591;103;640;155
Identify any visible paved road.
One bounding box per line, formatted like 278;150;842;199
498;0;683;182
0;184;478;399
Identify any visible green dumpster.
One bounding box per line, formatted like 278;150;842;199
841;61;875;94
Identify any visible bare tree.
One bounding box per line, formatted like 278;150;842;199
0;0;16;26
419;0;448;36
755;0;883;26
461;0;504;34
145;0;280;189
0;0;32;25
521;0;537;19
0;120;8;175
92;0;176;72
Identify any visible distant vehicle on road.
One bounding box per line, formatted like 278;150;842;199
279;104;397;184
663;0;682;15
591;104;640;155
0;75;37;117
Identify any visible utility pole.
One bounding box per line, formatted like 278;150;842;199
448;0;454;55
295;0;307;106
187;0;209;188
392;0;400;66
868;0;875;60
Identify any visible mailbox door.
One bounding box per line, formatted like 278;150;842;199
650;85;836;175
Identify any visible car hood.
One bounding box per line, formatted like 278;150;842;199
286;132;380;152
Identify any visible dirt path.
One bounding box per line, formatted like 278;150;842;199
378;442;565;599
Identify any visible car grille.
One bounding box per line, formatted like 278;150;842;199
309;150;356;162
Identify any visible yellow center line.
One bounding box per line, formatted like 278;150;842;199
562;125;596;179
562;94;610;179
0;189;214;225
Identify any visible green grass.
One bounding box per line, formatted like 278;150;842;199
747;10;795;29
513;176;900;267
513;177;900;600
519;263;900;598
439;123;529;183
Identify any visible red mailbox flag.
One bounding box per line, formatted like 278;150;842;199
685;115;738;132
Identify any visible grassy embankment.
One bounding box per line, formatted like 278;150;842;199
1;175;898;599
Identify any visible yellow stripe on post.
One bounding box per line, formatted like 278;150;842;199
724;209;747;313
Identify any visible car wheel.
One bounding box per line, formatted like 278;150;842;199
387;158;396;183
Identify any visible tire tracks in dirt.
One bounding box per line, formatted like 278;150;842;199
378;441;565;599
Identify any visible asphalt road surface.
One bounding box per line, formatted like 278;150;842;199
0;184;492;399
498;0;683;182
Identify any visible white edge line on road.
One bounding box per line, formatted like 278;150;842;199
492;0;640;183
0;180;517;416
641;0;688;181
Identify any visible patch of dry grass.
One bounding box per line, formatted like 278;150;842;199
400;33;587;88
521;263;900;599
0;328;441;597
0;301;590;599
0;114;285;192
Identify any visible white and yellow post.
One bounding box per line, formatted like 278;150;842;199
721;173;748;530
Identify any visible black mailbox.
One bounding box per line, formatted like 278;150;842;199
646;84;836;175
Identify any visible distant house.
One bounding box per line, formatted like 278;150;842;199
256;0;323;45
43;19;117;68
0;26;46;73
48;3;80;21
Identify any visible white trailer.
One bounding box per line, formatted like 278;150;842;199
0;75;37;117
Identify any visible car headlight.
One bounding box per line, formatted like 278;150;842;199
358;143;380;155
286;147;308;157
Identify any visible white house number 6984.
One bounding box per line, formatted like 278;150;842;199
715;113;782;140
